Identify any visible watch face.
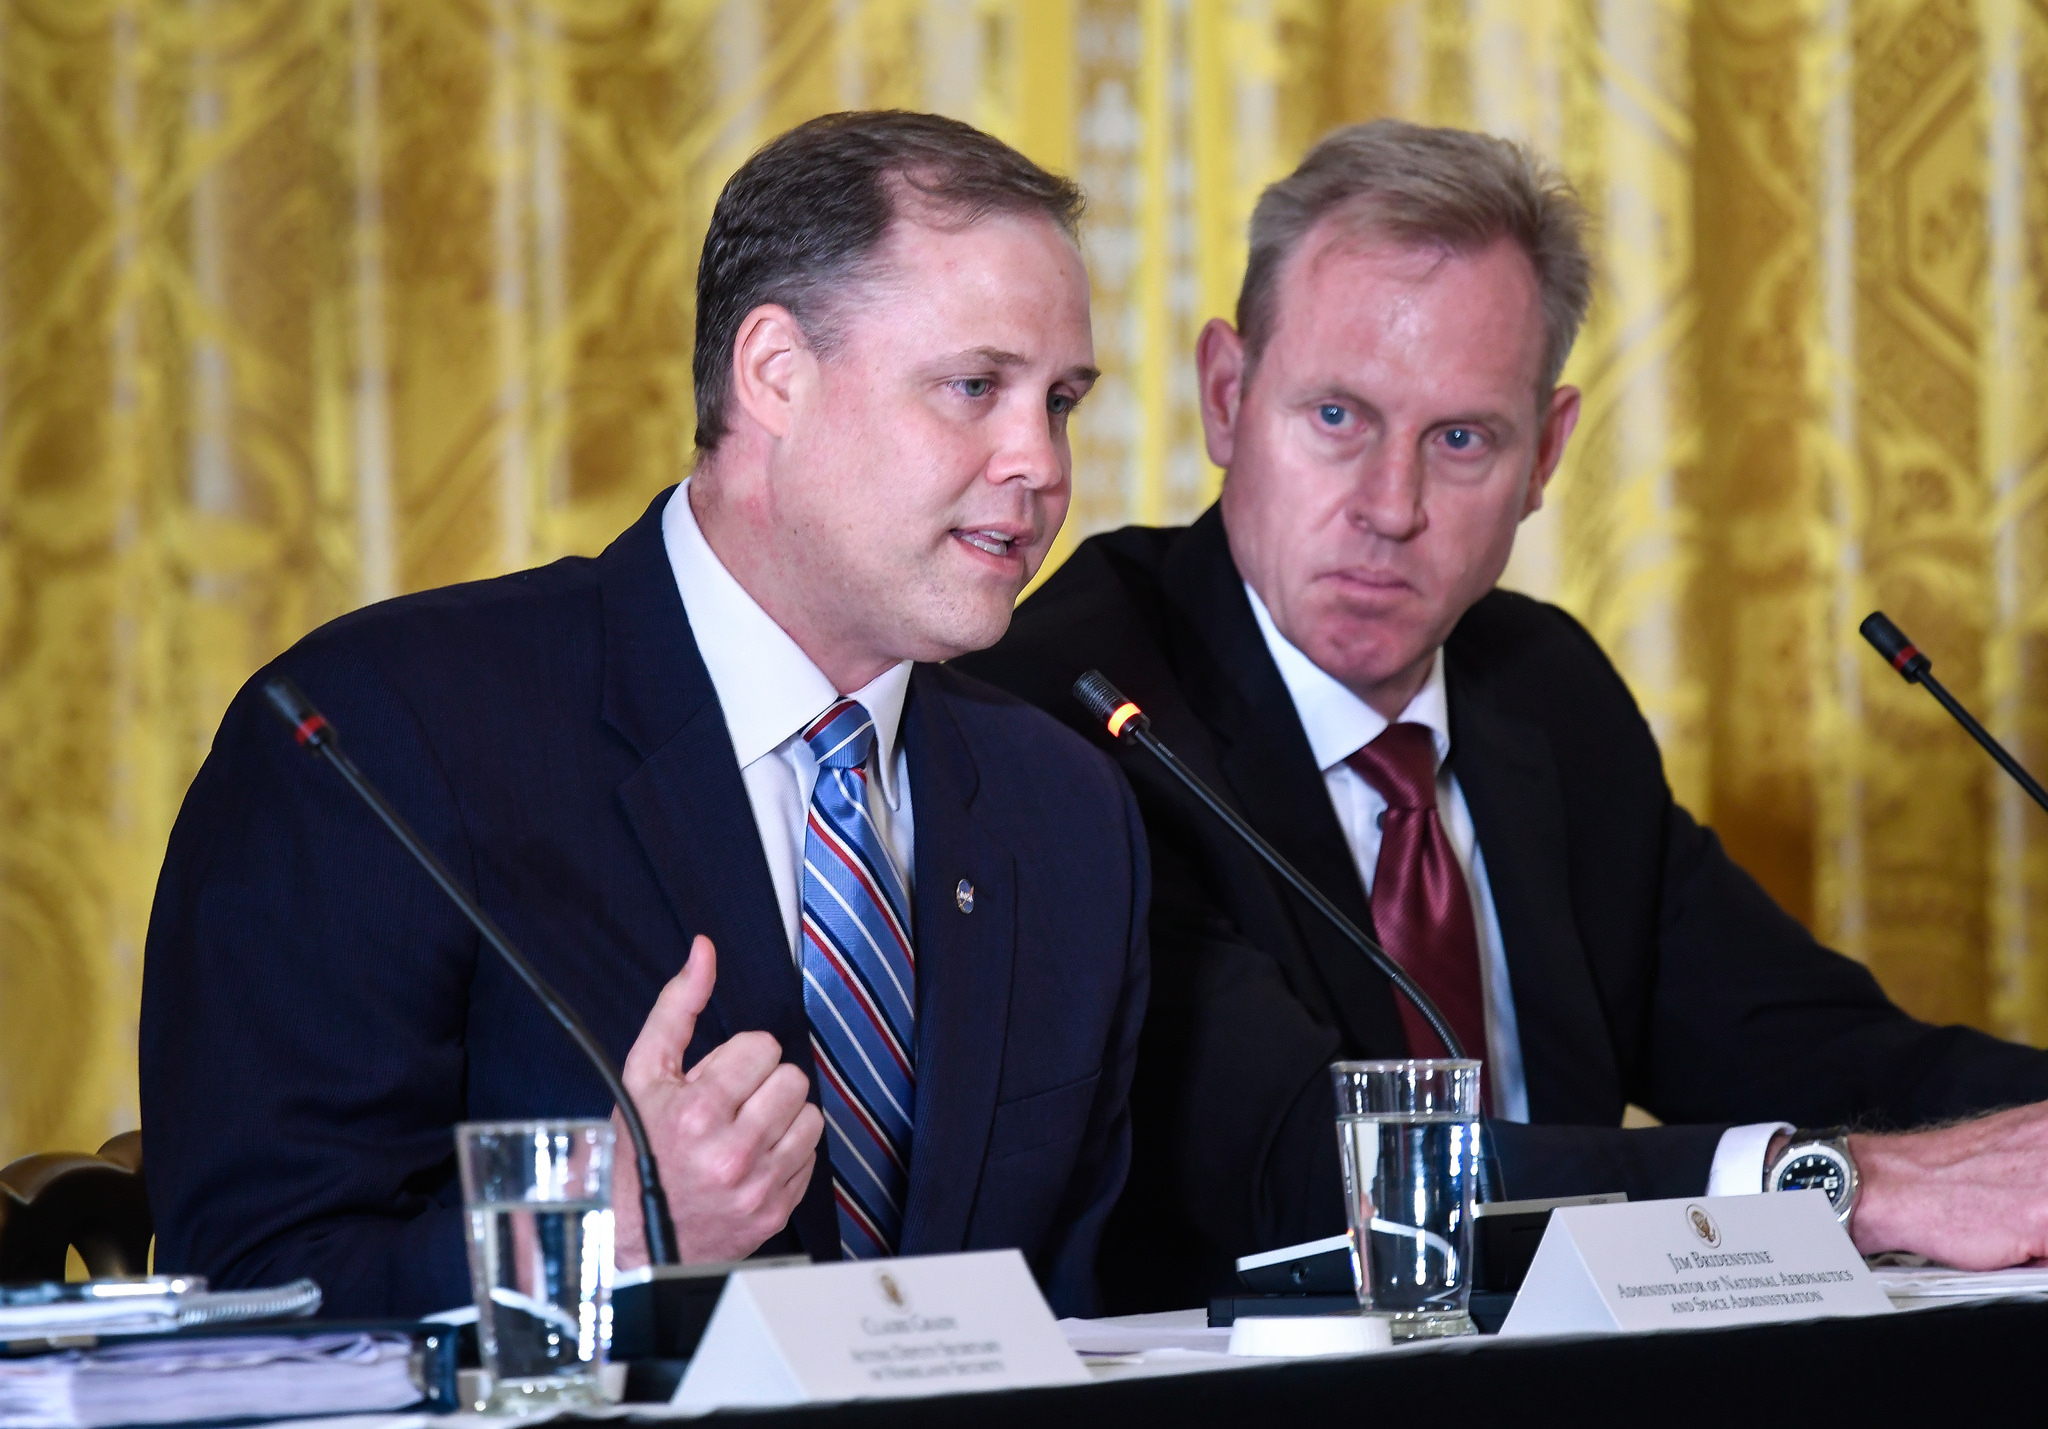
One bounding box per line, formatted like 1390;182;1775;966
1777;1151;1849;1207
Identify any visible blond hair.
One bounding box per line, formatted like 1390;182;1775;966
1238;119;1593;392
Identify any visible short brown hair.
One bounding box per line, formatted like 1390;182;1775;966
1237;119;1593;393
693;110;1085;450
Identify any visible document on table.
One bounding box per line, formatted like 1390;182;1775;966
0;1331;420;1428
1055;1311;1251;1382
1873;1264;2048;1308
1060;1310;1235;1358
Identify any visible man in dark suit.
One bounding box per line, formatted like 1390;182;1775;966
960;119;2048;1311
141;111;1145;1319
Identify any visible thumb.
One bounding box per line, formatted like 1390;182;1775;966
622;935;716;1088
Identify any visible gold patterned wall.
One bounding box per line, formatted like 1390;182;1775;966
6;0;2048;1160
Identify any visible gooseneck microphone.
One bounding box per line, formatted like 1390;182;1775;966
1075;671;1471;1062
1859;612;2048;817
262;676;680;1266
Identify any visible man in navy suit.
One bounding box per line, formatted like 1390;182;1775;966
140;111;1147;1318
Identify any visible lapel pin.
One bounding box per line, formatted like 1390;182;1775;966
955;879;975;914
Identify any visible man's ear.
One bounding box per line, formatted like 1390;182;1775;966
730;304;810;441
1522;383;1581;518
1196;317;1247;469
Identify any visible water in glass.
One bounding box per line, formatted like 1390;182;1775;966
1338;1111;1479;1338
468;1199;613;1409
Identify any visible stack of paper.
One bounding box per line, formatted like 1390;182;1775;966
0;1332;421;1428
1872;1264;2048;1309
1059;1311;1245;1383
1060;1312;1232;1357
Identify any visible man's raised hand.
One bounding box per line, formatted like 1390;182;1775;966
611;935;823;1268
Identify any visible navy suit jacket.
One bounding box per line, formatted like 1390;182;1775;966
140;490;1149;1319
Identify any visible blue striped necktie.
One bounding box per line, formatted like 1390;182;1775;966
799;698;916;1259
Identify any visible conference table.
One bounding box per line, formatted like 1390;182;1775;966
349;1297;2042;1427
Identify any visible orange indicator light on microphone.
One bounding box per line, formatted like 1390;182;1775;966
1106;702;1142;738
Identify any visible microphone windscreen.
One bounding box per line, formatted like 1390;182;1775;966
1859;612;1916;668
263;675;335;749
1073;670;1129;727
263;675;319;730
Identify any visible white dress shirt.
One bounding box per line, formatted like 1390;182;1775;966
1246;583;1782;1190
663;482;915;958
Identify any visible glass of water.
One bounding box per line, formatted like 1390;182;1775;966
456;1119;616;1413
1331;1060;1481;1340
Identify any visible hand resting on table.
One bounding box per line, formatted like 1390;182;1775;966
1780;1103;2048;1269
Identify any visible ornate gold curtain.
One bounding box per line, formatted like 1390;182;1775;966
5;0;2046;1158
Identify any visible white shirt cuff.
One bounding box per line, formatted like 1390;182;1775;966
1705;1122;1794;1197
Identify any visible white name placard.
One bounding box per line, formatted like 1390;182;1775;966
1497;1191;1893;1338
671;1249;1088;1414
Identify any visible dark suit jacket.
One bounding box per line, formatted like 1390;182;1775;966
957;507;2048;1311
140;489;1149;1319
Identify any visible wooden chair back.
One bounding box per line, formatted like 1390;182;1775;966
0;1133;151;1283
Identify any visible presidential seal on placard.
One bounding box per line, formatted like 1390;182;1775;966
875;1270;908;1310
1686;1204;1721;1248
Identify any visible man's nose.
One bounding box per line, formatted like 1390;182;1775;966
989;395;1067;491
1348;444;1428;541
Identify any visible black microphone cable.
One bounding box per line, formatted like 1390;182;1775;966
263;675;680;1266
1074;670;1507;1202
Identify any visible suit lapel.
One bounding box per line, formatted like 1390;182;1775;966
1443;657;1618;1123
896;669;1015;1255
1159;510;1409;1054
598;489;838;1260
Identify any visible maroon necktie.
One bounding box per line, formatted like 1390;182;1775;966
1346;724;1490;1076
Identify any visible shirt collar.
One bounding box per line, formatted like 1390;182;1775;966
663;481;911;802
1244;581;1451;774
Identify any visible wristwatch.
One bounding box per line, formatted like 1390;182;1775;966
1765;1127;1860;1225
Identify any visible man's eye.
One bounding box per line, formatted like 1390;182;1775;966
1317;404;1346;427
954;377;995;399
1048;392;1075;416
1442;426;1481;452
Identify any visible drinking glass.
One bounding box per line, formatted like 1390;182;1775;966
1331;1060;1481;1340
456;1120;616;1413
